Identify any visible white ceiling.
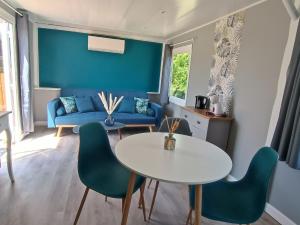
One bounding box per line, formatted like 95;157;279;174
9;0;264;40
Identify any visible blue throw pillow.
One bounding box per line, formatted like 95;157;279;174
134;97;149;114
60;96;78;114
75;96;95;113
146;108;155;117
118;97;136;113
56;106;66;116
91;95;105;111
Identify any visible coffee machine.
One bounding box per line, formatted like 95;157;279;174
195;95;209;109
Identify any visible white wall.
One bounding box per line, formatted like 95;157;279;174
265;18;300;225
167;1;300;224
166;22;215;116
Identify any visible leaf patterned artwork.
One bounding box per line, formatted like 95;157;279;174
208;12;245;115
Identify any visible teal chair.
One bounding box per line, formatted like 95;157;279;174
148;117;192;220
73;122;147;225
187;147;278;225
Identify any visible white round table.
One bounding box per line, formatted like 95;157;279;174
115;132;232;225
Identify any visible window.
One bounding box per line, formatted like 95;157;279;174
169;44;192;106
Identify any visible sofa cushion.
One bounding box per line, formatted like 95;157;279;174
146;108;155;117
134;97;149;114
55;112;107;125
91;95;105;111
55;112;156;125
114;113;156;124
117;97;136;113
56;106;66;116
75;96;95;113
60;96;78;114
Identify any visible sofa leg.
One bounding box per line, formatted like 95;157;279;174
56;127;63;137
148;126;153;132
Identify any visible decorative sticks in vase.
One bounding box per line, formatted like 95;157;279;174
98;92;123;126
164;116;181;151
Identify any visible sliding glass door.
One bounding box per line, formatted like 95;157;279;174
0;18;21;142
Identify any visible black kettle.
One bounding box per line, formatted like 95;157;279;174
195;95;209;109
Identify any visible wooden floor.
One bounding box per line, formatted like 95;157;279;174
0;126;280;225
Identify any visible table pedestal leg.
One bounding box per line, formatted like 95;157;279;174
194;184;202;225
121;172;136;225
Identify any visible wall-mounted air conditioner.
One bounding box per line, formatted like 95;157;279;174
88;36;125;54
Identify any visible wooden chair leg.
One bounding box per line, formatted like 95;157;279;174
105;196;108;202
138;181;146;208
73;187;89;225
148;126;153;132
56;127;63;137
186;208;193;225
139;181;147;221
148;179;153;189
122;198;125;213
121;172;136;225
148;180;159;220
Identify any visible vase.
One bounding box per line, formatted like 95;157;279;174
164;133;176;151
104;114;115;126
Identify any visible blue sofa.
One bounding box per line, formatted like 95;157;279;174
47;88;163;136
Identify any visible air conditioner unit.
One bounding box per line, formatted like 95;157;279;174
88;36;125;54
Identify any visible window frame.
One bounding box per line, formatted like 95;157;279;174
169;44;192;106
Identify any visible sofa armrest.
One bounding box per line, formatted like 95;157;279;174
47;98;60;128
149;102;163;127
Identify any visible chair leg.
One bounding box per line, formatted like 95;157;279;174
148;179;153;189
148;180;159;220
122;198;125;213
148;126;153;132
105;196;108;202
138;181;146;208
73;187;89;225
186;208;193;225
139;181;147;221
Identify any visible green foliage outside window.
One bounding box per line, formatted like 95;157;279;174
170;52;190;100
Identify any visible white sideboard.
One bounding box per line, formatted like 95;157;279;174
180;106;233;150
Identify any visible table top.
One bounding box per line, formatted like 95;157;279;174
73;121;125;133
115;132;232;185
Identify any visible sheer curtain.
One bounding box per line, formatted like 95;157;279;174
16;10;33;135
159;44;172;106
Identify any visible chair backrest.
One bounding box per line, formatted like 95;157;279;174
244;147;278;188
78;122;116;180
242;147;278;217
159;117;192;136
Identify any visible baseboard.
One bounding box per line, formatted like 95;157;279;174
34;121;47;126
265;203;297;225
227;175;296;225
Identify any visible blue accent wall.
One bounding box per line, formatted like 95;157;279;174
38;28;162;92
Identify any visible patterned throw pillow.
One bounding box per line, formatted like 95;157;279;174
134;97;149;114
60;96;78;114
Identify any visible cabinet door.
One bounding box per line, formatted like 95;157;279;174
190;125;207;140
180;109;209;140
